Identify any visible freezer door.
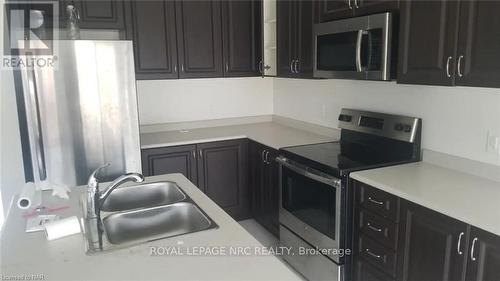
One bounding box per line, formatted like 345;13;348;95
19;40;141;189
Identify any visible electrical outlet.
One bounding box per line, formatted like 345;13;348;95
486;131;500;155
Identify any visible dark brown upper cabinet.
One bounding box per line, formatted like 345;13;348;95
74;0;125;29
221;0;262;77
127;0;178;80
455;0;500;88
316;0;398;22
175;0;223;78
141;145;198;184
197;139;250;220
398;0;460;86
277;0;314;78
399;0;500;88
398;200;469;281
465;227;500;281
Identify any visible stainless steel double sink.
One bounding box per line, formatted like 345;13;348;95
82;181;217;253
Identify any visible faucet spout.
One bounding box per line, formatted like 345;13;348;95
98;173;145;208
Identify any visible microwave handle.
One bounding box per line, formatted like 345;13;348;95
356;30;368;72
276;157;341;188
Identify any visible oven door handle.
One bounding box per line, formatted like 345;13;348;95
276;157;341;188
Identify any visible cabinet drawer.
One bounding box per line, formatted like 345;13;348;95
359;209;398;250
358;234;397;277
354;257;395;281
357;182;399;222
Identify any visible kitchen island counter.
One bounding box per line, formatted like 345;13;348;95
0;174;302;281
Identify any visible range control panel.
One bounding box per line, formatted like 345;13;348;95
338;109;421;143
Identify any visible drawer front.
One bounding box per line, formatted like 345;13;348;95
359;209;398;250
358;234;397;277
354;257;395;281
357;182;399;222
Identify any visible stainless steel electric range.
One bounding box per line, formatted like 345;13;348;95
277;108;422;281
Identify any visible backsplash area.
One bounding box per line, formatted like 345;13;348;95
274;78;500;166
136;78;273;125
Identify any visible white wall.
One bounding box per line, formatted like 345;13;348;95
136;77;274;125
274;78;500;166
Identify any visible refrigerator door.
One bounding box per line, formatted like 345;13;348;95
19;40;141;189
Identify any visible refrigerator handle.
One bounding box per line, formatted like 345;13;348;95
27;66;47;181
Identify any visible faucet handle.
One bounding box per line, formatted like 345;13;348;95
87;163;110;189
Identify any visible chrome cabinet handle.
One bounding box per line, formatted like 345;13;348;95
294;59;299;73
348;0;352;9
192;150;196;159
367;222;382;233
259;60;263;75
290;60;295;73
225;62;229;72
365;249;381;259
174;64;177;73
368;196;384;205
470;237;478;261
446;56;452;77
261;150;266;163
457;55;464;77
181;64;185;72
354;0;359;8
265;151;270;164
457;232;464;255
199;150;202;159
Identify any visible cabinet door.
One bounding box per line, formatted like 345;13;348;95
355;0;399;17
197;139;249;220
316;0;353;23
129;0;178;79
249;141;267;226
221;0;261;77
277;0;295;77
176;0;223;78
141;145;197;184
397;0;460;86
295;0;314;78
455;0;500;88
264;148;280;237
74;0;125;29
354;257;395;281
465;227;500;281
398;200;468;281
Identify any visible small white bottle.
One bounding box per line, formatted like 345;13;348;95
66;5;80;40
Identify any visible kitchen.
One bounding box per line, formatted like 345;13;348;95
1;0;500;281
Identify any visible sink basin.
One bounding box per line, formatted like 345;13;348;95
100;181;186;212
102;202;214;245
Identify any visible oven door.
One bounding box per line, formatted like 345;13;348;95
313;12;392;80
276;156;343;264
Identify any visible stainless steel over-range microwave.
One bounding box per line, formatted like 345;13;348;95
313;13;395;80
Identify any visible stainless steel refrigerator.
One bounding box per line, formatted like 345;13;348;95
16;40;141;190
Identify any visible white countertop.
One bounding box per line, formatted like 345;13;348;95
0;174;302;281
140;122;333;150
350;162;500;235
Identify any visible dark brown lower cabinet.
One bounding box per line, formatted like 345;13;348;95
141;139;250;220
197;139;250;220
249;141;279;237
398;200;469;281
353;179;500;281
141;144;197;183
465;227;500;281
